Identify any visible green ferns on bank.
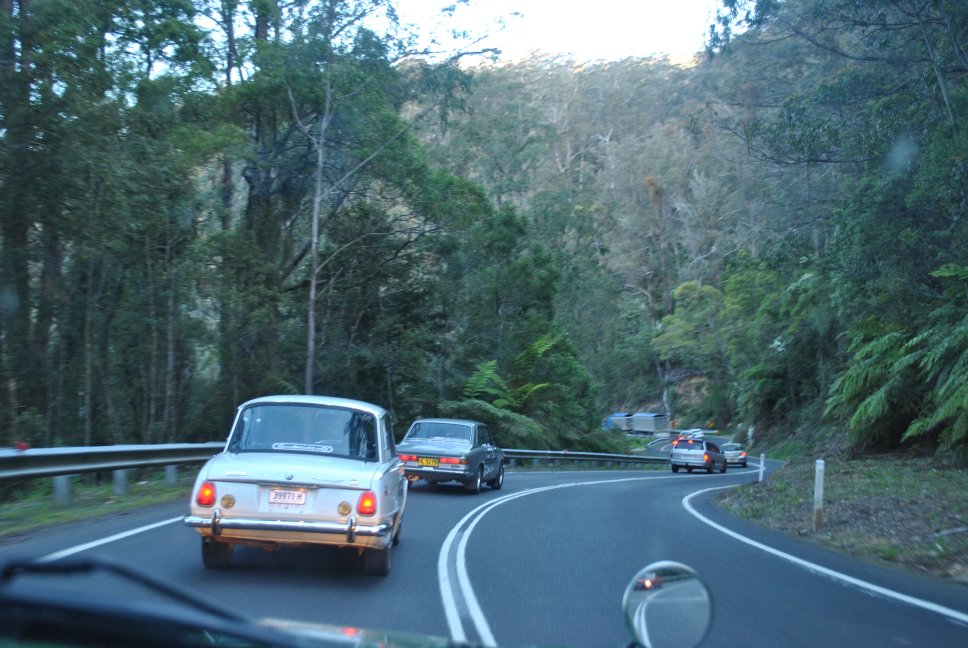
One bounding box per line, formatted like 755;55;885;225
826;266;968;450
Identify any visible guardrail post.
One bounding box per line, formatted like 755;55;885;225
532;458;540;469
113;469;128;495
165;465;178;485
758;454;766;483
53;475;72;505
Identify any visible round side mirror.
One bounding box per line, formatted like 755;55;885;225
622;561;712;648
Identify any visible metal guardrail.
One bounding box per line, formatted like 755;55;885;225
0;443;226;482
0;443;663;482
503;448;667;466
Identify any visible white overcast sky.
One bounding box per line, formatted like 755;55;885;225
394;0;724;63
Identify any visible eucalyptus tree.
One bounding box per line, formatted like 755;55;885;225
0;0;212;445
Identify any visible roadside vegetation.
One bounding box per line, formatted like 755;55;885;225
719;457;968;586
719;431;968;586
0;472;195;541
1;2;966;502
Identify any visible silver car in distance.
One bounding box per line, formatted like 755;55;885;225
396;418;505;493
183;395;407;576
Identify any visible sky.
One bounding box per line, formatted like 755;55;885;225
394;0;724;64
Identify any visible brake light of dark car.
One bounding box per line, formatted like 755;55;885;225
703;453;710;462
357;490;377;516
440;456;468;465
398;453;417;462
196;481;216;507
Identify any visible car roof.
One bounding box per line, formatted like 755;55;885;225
237;394;387;419
409;417;482;427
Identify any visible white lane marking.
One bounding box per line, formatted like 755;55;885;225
439;473;698;645
682;486;968;626
37;517;184;563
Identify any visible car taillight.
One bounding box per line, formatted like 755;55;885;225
196;481;216;507
703;453;710;462
741;451;747;458
399;453;417;462
440;456;467;465
357;490;377;516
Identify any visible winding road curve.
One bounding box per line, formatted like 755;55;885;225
2;462;966;647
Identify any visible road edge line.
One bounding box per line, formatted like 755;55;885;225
37;516;184;563
682;486;968;626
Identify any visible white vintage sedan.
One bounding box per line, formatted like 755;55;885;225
183;395;406;576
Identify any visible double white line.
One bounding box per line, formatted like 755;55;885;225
436;476;659;646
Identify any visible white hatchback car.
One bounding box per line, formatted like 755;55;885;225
184;395;406;576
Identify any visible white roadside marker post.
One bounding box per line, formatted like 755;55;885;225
814;458;825;532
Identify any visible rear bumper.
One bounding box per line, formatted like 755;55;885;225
670;456;708;468
403;465;473;483
184;509;391;548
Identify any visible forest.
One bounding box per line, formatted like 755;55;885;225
1;0;966;456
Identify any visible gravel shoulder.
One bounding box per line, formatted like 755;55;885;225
717;457;968;586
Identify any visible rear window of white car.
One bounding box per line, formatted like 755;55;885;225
227;404;378;460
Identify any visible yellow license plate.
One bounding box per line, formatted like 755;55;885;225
418;457;439;467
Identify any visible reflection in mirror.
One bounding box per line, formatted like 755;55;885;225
623;561;712;648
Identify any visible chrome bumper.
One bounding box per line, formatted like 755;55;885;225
184;509;391;543
403;466;471;481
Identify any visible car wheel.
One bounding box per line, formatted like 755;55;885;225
706;461;714;474
465;465;483;493
364;547;391;577
720;461;727;473
201;539;233;569
671;464;679;473
392;517;402;546
686;466;693;473
487;465;505;490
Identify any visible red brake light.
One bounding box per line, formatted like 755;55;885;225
399;453;417;462
440;456;467;465
703;453;710;461
357;490;377;516
196;481;216;507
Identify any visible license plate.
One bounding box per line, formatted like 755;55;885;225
269;489;306;505
418;457;439;467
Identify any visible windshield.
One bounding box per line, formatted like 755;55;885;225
226;404;377;460
405;421;472;442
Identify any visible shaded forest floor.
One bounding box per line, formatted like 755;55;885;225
718;457;968;586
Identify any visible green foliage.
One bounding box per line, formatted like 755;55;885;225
451;332;599;449
438;398;547;449
3;0;967;457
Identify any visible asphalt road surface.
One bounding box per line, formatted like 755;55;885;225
2;462;966;647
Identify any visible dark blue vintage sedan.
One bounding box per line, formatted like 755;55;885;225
396;418;505;493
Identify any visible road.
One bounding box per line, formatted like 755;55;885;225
2;463;966;647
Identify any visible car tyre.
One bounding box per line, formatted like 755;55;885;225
201;539;233;569
487;465;504;490
686;466;693;473
465;465;483;493
720;461;727;474
364;547;391;577
671;464;679;473
706;461;714;474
